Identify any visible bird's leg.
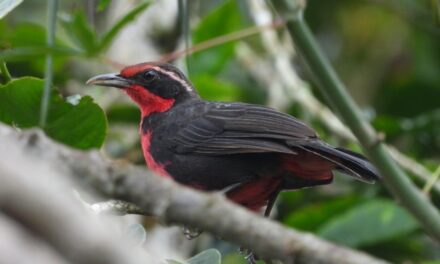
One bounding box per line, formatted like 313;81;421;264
245;251;258;264
264;189;280;217
241;189;281;264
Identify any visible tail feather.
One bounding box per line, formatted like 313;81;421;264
301;142;380;184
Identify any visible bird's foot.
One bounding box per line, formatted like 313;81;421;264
239;247;259;264
182;225;202;240
245;252;258;264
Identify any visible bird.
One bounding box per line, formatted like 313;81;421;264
87;61;379;261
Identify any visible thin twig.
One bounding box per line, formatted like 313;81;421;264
423;166;440;195
178;0;192;73
39;0;59;127
159;19;284;62
100;20;284;70
387;146;440;194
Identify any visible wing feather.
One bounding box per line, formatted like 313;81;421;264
170;102;379;183
171;102;315;155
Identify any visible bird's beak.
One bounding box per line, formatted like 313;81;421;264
86;73;132;89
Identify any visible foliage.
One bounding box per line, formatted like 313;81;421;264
60;1;150;56
0;0;439;263
0;78;106;149
191;0;242;76
318;199;418;247
283;195;362;232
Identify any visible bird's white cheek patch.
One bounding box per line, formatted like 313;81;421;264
151;66;193;92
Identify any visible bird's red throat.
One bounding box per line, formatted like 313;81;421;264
124;84;175;117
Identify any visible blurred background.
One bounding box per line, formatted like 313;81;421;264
1;0;440;263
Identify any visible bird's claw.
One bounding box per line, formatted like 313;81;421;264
182;225;202;240
245;252;257;264
239;247;258;264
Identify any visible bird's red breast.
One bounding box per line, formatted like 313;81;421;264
141;130;171;178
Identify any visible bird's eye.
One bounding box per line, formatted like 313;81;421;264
143;70;158;81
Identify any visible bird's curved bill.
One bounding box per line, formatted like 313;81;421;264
86;73;132;89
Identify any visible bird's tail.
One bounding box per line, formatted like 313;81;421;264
300;142;380;184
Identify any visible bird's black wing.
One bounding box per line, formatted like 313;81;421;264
170;102;379;183
171;102;317;155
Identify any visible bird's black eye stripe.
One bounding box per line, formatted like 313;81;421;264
143;70;158;81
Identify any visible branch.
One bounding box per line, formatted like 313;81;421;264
271;0;440;242
0;126;158;264
0;215;67;264
0;124;388;264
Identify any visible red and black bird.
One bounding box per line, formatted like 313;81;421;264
87;62;379;217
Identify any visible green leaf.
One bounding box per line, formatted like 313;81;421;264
0;77;107;149
60;12;98;55
99;1;151;52
44;96;107;149
187;249;221;264
192;75;241;101
318;199;419;247
0;0;22;19
0;23;78;62
283;196;361;232
192;0;242;75
8;23;46;47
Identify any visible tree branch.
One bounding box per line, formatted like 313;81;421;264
0;214;67;264
0;124;388;264
0;127;158;264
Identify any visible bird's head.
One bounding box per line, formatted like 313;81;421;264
87;62;198;117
